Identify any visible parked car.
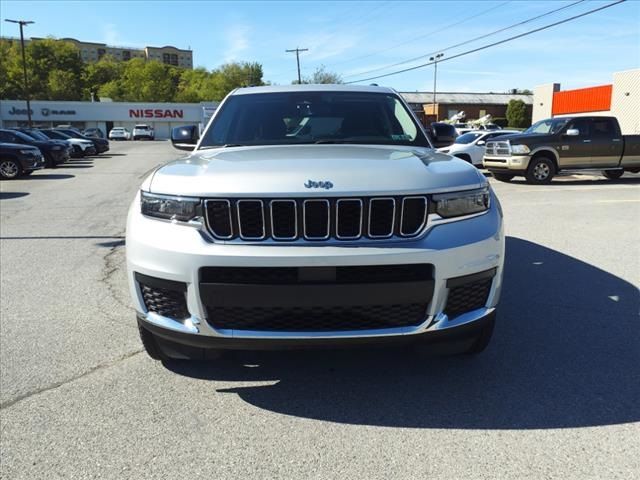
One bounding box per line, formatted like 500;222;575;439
108;127;131;141
0;142;46;179
484;115;640;184
83;127;105;138
128;85;504;362
39;129;97;157
132;124;155;141
54;128;110;154
0;129;70;168
428;122;458;148
438;130;520;166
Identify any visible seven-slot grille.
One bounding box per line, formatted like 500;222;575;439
204;196;428;241
485;141;511;156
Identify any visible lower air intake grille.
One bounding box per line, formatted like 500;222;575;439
207;303;428;331
137;274;189;320
444;269;495;318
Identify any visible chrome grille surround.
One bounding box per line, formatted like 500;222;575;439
204;195;432;243
486;141;511;156
236;199;266;240
400;196;428;237
303;199;331;240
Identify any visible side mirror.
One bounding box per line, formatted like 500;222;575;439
476;140;486;146
565;128;579;136
171;125;199;151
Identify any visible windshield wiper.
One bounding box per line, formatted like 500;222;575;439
314;139;351;144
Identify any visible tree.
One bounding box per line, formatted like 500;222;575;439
299;66;343;84
0;37;85;100
506;99;529;128
83;55;123;100
27;38;85;100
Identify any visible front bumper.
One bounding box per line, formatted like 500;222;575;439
126;192;504;346
50;149;70;165
19;153;46;172
483;155;530;172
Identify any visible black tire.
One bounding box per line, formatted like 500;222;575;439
44;153;56;169
492;172;515;182
138;323;164;360
602;170;624;180
0;159;23;179
525;156;555;184
463;314;496;355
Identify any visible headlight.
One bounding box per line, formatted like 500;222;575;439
51;146;62;151
510;144;530;154
140;191;200;222
433;186;490;218
19;149;35;154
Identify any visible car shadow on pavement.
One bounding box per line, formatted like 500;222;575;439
166;236;640;430
0;192;29;200
13;174;75;180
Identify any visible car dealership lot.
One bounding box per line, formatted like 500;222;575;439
1;142;638;479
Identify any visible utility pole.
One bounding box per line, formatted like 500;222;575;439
429;53;444;121
5;19;34;128
285;47;309;84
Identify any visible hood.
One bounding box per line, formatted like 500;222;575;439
1;142;39;151
149;144;486;197
489;132;551;144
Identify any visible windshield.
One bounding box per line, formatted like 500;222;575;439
23;130;50;141
525;118;569;135
199;91;429;148
135;125;149;130
44;130;71;139
455;132;484;144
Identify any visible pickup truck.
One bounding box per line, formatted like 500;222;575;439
483;116;640;184
126;85;504;362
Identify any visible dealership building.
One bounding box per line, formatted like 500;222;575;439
0;100;218;139
532;68;639;134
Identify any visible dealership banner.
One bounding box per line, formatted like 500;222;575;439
0;100;217;123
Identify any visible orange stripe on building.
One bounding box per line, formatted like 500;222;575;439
552;84;612;115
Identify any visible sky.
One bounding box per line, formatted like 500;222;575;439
1;0;639;93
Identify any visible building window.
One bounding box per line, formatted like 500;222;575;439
122;50;131;60
97;48;106;59
162;53;179;66
479;109;487;117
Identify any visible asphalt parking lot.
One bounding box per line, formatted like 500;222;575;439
1;141;639;479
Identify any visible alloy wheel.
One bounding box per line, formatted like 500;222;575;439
0;160;19;178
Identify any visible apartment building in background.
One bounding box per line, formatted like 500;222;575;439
2;36;193;68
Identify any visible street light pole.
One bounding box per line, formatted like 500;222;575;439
5;19;34;128
429;53;444;121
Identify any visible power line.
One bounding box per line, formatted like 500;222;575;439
343;0;586;79
324;1;512;70
345;0;625;84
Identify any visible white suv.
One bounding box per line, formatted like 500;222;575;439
126;85;504;361
132;124;154;141
438;130;520;166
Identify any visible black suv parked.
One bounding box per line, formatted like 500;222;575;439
0;129;70;168
54;128;110;154
0;142;46;179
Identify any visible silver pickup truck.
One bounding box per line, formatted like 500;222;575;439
126;85;505;362
484;116;640;184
